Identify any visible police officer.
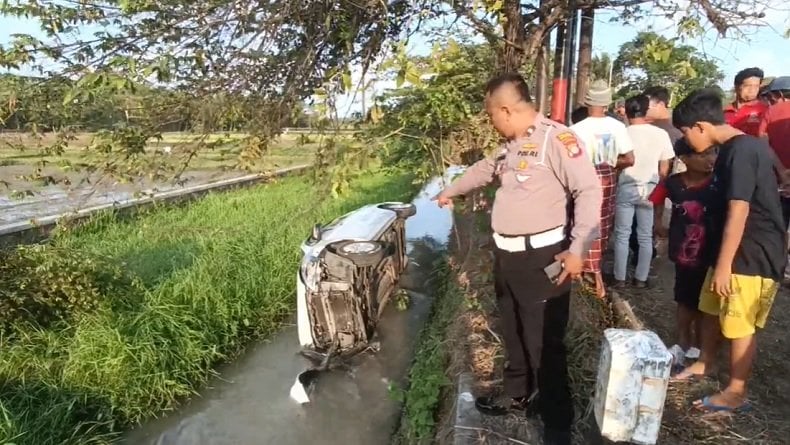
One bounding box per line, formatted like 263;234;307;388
435;73;602;445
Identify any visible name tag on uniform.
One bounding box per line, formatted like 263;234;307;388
517;143;539;157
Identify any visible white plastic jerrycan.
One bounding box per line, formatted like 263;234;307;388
593;328;672;445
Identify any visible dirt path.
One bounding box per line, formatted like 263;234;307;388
614;246;790;445
434;201;616;445
435;200;790;444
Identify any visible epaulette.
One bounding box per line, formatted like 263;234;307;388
555;131;583;158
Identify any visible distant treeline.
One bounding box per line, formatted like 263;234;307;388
0;73;316;133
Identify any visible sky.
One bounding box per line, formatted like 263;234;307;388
1;5;788;117
334;5;790;115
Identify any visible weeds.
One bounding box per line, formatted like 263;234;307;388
0;246;143;330
0;168;418;445
394;258;462;445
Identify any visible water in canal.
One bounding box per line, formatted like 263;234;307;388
124;168;461;445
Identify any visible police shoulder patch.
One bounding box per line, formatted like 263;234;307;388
556;131;583;159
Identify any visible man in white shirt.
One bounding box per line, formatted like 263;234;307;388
644;85;685;174
571;80;635;297
612;94;675;288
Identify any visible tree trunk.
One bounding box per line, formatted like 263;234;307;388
497;0;527;72
535;40;550;112
575;7;595;106
534;0;550;112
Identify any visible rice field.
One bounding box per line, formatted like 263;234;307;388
0;168;418;445
0;131;322;169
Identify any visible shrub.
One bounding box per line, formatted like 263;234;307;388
297;133;313;145
0;245;142;331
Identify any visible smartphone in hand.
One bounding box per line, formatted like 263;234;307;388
544;260;563;284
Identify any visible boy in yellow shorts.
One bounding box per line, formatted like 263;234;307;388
671;89;786;412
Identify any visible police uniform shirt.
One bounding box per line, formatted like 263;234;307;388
443;114;602;258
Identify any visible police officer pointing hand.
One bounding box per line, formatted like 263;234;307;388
435;74;602;445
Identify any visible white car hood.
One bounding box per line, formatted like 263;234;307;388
301;204;398;258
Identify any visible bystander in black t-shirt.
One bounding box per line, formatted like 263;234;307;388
704;135;787;280
650;174;717;268
651;119;682;146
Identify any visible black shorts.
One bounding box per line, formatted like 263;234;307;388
673;265;707;310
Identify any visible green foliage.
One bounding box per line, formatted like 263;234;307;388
0;0;419;180
297;133;313;145
612;32;725;105
365;41;498;180
590;53;616;85
395;289;411;311
0;169;418;445
0;245;143;331
395;258;461;444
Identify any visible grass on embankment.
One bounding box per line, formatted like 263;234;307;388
0;168;417;445
393;250;465;445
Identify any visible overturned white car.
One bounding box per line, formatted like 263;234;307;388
296;201;417;362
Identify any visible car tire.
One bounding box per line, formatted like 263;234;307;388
329;240;386;267
378;202;416;219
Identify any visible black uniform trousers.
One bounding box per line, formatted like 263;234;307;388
493;238;574;431
782;197;790;234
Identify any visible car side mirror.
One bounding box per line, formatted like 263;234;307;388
309;224;322;243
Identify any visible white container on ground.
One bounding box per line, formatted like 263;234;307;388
593;328;672;445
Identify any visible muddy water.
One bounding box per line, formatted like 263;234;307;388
124;168;461;445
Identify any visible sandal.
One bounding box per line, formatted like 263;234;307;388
693;395;753;413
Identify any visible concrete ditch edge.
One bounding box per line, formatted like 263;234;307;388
453;372;484;445
0;164;311;246
609;290;646;331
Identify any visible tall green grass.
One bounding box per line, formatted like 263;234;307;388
393;257;461;445
0;169;418;445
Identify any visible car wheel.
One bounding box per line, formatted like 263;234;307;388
330;240;386;267
378;202;416;218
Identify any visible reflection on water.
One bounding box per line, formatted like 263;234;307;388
124;170;459;445
403;166;463;248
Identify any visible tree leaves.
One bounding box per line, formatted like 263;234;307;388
613;32;724;105
0;0;423;180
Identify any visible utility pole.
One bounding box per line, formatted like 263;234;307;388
360;70;366;120
550;24;567;123
550;2;580;125
563;3;579;124
608;58;614;88
576;7;595;106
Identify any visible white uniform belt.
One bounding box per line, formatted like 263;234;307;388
493;226;565;252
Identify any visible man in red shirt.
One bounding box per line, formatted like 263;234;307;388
724;67;768;136
759;76;790;228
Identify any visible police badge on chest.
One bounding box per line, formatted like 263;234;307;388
515;159;530;182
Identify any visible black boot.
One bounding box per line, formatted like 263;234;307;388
475;390;539;417
544;428;572;445
475;395;527;416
